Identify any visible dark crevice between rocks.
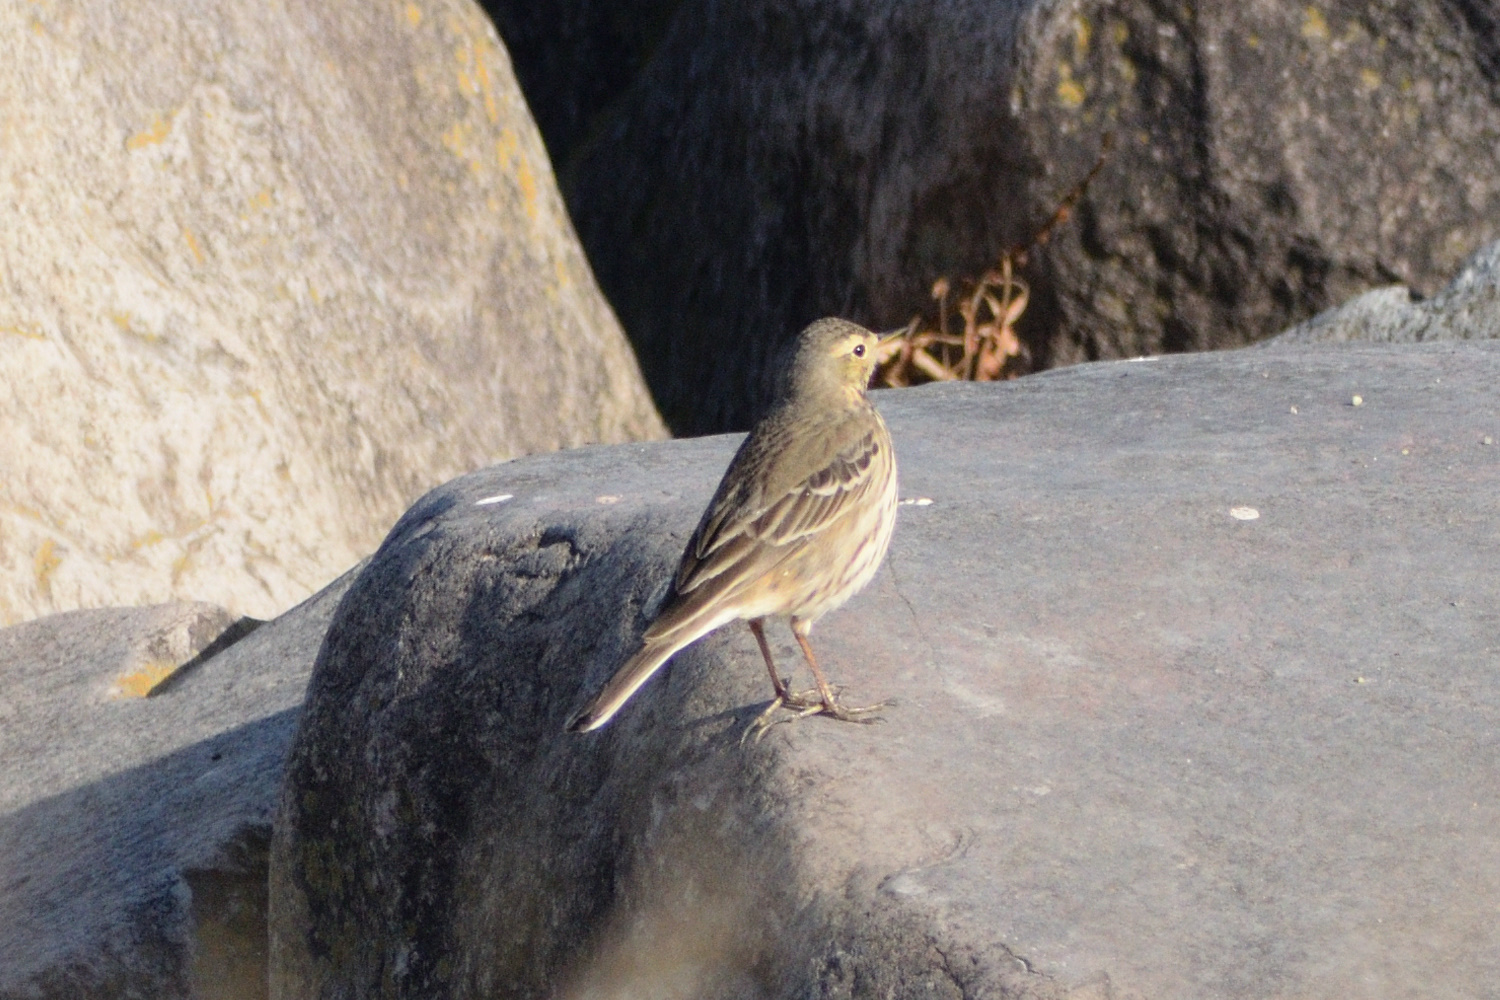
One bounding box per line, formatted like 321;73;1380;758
185;826;272;1000
147;617;265;698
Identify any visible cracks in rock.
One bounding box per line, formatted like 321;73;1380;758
934;937;1053;1000
883;550;936;667
932;944;974;1000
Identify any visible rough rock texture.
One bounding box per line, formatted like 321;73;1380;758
0;0;664;626
486;0;1500;433
0;575;354;999
1270;237;1500;345
270;343;1500;999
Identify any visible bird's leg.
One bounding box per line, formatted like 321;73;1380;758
743;619;824;744
747;618;790;700
791;621;888;723
746;619;822;708
741;619;887;742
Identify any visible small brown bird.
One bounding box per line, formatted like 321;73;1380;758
567;317;900;733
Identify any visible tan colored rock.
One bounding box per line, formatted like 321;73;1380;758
0;0;665;624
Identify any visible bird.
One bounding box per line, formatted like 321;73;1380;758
567;317;901;734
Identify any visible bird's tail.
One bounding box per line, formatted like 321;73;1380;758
566;594;746;732
566;637;682;732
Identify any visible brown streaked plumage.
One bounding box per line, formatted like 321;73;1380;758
566;318;900;734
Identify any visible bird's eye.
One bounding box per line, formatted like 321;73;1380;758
852;344;866;358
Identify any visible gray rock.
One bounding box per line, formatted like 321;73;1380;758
270;342;1500;998
1269;238;1500;345
487;0;1500;434
0;0;664;626
0;574;355;999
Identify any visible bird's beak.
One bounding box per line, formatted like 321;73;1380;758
873;326;908;364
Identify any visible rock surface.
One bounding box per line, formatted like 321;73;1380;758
270;342;1500;998
488;0;1500;433
0;0;664;625
1270;238;1500;345
0;577;354;999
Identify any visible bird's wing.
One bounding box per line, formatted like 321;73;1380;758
671;410;887;600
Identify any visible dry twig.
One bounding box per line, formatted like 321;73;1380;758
875;134;1113;388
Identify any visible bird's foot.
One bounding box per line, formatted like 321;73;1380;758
740;688;891;744
775;685;825;711
741;694;820;744
815;695;892;723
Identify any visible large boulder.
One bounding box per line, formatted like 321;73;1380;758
1269;238;1500;345
485;0;1500;433
0;575;352;999
0;0;664;625
269;342;1500;998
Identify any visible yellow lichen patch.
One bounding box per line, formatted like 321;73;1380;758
453;33;502;123
1302;7;1329;41
130;529;166;550
110;661;178;699
126;113;174;151
476;47;498;123
12;503;43;522
1073;15;1091;58
442;120;471;159
1056;64;1086;109
1359;68;1380;90
1;323;46;340
34;538;61;593
246;386;272;422
455;40;474;93
247;187;273;213
516;158;538;220
110;311;159;342
404;2;422;28
496;128;519;168
1247;34;1261;49
183;227;204;264
1111;21;1128;45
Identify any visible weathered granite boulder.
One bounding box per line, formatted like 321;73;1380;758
0;577;353;1000
269;342;1500;998
1269;238;1500;345
0;0;663;626
485;0;1500;433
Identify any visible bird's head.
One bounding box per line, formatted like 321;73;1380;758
779;318;897;405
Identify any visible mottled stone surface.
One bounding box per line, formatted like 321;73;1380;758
0;0;663;625
271;342;1500;998
487;0;1500;433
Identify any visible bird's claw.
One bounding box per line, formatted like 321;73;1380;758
739;691;891;744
